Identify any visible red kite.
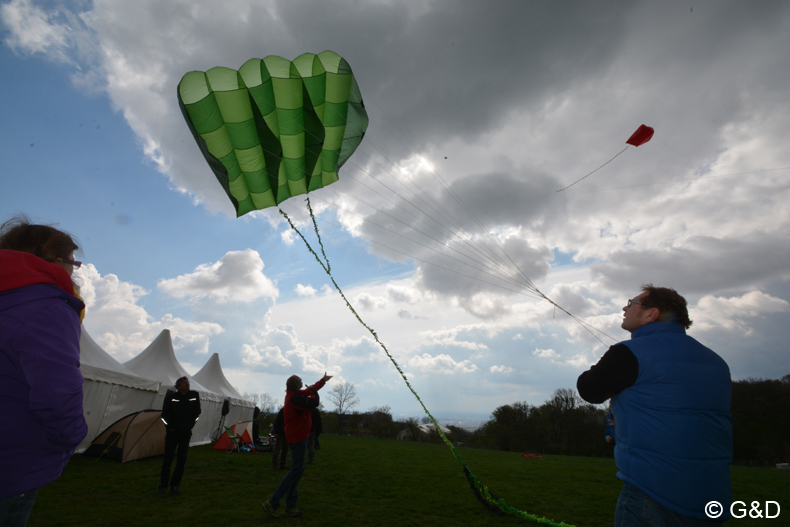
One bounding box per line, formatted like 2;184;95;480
557;124;654;192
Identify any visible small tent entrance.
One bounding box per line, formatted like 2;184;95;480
84;409;166;462
213;421;255;452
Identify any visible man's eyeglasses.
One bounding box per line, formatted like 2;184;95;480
627;298;653;309
62;259;82;269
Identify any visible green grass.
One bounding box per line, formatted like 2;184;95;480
29;435;788;526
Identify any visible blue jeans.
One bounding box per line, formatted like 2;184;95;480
615;482;723;527
0;489;39;527
269;438;308;510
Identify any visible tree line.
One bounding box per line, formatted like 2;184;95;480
245;375;789;463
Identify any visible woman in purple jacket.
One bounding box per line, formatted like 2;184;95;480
0;217;88;527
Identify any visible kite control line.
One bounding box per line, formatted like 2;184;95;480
556;124;654;192
280;198;575;527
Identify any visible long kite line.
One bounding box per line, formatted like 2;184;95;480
280;197;575;527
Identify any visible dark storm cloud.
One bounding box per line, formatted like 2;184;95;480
355;169;557;298
275;0;634;149
591;232;790;297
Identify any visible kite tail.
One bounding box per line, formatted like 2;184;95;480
279;199;575;527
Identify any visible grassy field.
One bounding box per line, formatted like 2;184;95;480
29;435;788;526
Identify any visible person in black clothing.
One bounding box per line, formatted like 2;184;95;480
271;408;288;470
158;377;201;496
307;408;322;463
252;407;261;443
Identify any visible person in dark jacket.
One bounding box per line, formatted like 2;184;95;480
271;408;288;470
577;285;732;526
262;373;332;518
307;407;322;463
0;217;88;527
158;377;201;496
252;406;261;443
604;406;615;445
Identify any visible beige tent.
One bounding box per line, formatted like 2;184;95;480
83;409;166;463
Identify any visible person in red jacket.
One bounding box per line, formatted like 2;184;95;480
262;373;332;518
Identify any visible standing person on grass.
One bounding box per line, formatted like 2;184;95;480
271;407;288;470
158;376;201;496
307;407;322;464
0;217;88;527
577;285;732;526
263;373;332;518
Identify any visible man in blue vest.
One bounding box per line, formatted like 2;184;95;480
577;285;732;526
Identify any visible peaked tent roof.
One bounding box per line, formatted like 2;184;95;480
80;328;159;391
193;353;245;399
123;329;214;395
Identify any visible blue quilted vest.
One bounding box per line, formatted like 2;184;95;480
612;321;733;520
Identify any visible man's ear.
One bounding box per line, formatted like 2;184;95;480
646;307;661;324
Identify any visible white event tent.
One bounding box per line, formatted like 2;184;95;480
193;352;256;426
77;328;161;453
123;329;253;445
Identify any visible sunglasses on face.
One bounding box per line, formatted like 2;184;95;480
627;299;653;309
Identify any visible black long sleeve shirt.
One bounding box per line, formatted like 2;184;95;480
577;343;639;404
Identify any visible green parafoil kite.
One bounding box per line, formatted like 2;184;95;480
178;51;368;217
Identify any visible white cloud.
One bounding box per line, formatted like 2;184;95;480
533;348;559;359
241;343;292;369
295;284;317;297
281;229;296;246
420;326;490;352
691;291;790;335
75;264;223;362
242;323;362;375
406;353;478;375
386;283;423;304
490;365;513;374
158;249;278;304
1;0;71;58
239;323;341;376
563;353;592;369
355;292;388;311
456;292;512;319
326;336;383;364
532;347;593;369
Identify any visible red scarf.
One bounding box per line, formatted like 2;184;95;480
0;249;76;296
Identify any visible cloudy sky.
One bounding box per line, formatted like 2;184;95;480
2;0;789;420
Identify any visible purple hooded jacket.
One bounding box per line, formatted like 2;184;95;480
0;250;87;498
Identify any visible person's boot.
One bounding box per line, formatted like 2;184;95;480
262;501;279;518
157;486;167;496
170;486;181;496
